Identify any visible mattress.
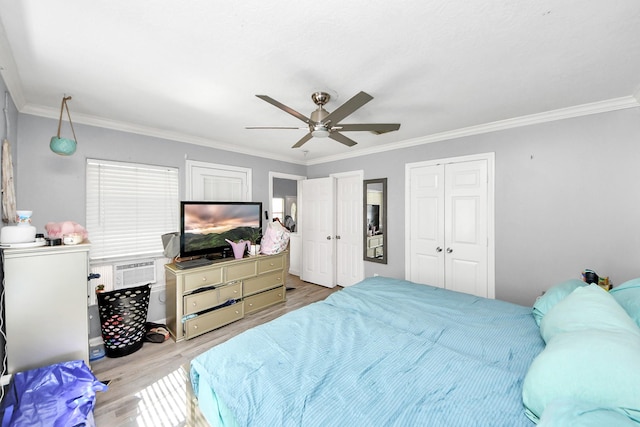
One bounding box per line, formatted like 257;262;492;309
190;276;544;426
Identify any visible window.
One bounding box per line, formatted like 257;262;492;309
86;159;179;261
272;197;284;221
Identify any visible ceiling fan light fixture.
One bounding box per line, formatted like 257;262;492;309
311;127;330;138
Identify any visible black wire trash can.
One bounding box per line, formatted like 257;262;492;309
97;283;151;358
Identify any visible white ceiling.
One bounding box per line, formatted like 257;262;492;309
1;1;639;164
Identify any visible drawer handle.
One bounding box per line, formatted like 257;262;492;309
233;290;238;293
235;310;239;314
270;262;274;266
193;325;198;329
278;293;282;297
201;277;207;281
192;302;197;307
249;303;253;307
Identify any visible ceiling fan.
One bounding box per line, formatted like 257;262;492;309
247;91;401;148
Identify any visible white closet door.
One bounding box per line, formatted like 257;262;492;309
406;156;492;298
444;160;488;297
301;177;335;287
408;164;445;287
186;160;251;201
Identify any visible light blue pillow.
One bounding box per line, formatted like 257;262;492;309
537;399;639;426
610;278;640;328
522;328;640;423
540;284;640;344
532;279;586;326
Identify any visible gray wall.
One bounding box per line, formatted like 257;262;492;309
309;107;640;306
273;177;298;198
16;114;306;232
6;83;640;309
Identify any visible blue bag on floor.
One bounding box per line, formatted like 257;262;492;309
0;360;108;427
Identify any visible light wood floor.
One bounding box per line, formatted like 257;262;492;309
91;275;340;427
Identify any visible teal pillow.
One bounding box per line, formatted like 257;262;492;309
537;399;639;426
532;279;586;326
522;328;640;423
610;278;640;328
540;284;640;344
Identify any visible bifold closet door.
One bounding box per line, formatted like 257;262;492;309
408;159;489;297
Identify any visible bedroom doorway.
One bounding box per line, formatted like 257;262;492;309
300;171;364;288
405;153;495;298
269;172;305;276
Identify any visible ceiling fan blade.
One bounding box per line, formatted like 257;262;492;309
245;126;305;130
322;91;373;125
292;132;313;148
335;123;401;134
328;132;358;147
256;95;311;124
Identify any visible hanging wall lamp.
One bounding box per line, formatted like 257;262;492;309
50;95;77;156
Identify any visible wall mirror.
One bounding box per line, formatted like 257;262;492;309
363;178;387;264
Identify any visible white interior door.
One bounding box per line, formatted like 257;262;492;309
444;160;488;297
335;174;364;286
186;160;251;201
406;154;494;298
408;164;445;287
301;177;335;287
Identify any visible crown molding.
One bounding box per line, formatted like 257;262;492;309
306;96;640;165
21;104;308;165
15;93;640;168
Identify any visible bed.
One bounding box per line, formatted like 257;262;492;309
190;276;640;426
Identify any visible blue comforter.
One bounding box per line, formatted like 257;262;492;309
191;277;544;426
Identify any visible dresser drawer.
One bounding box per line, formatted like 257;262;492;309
184;288;219;316
243;270;284;296
184;302;244;340
218;281;242;302
244;286;285;314
226;260;257;281
183;267;224;293
257;255;284;274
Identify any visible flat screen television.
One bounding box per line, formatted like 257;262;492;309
180;201;262;259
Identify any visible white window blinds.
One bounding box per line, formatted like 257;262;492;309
86;159;179;260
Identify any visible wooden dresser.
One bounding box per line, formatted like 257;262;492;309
164;252;286;341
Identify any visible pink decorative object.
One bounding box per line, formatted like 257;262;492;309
45;221;89;240
225;239;249;259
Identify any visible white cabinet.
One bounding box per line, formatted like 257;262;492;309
2;244;90;373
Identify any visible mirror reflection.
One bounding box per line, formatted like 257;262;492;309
364;178;387;264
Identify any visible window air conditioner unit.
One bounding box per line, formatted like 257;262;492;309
113;260;157;290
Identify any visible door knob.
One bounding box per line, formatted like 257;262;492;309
335;235;341;240
446;247;453;253
436;247;443;253
326;236;332;240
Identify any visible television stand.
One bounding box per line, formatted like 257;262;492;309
165;252;287;341
175;258;213;270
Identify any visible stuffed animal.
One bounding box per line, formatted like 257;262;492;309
45;221;89;239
